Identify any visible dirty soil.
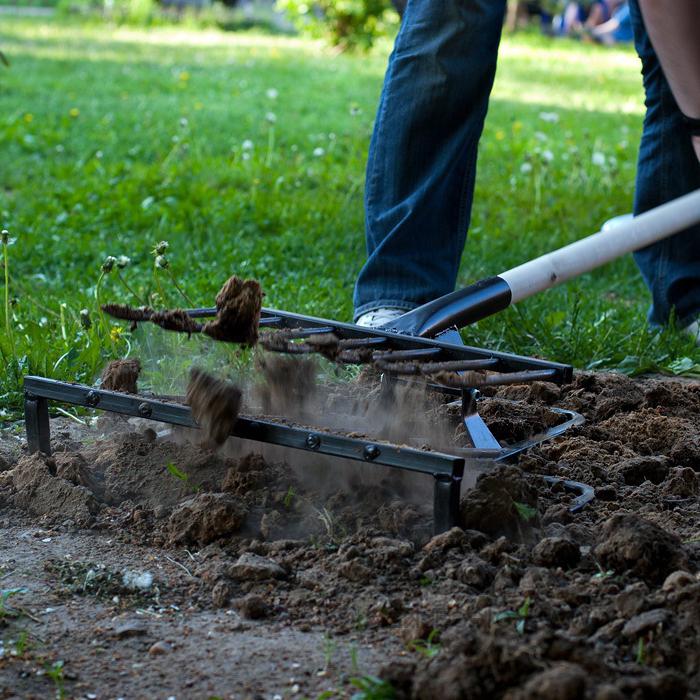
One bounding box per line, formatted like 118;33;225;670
0;367;699;700
102;275;263;347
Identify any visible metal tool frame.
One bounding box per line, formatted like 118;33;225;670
24;374;591;534
24;304;594;534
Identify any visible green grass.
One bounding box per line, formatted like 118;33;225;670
1;19;699;416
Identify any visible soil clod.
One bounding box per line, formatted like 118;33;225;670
201;275;263;346
186;367;242;447
100;358;141;393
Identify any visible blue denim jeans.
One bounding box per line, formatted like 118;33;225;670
354;0;700;327
629;0;700;327
353;0;507;318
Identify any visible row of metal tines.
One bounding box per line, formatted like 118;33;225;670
257;322;559;389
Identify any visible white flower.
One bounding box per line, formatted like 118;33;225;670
539;111;560;123
179;117;188;128
592;152;606;167
266;88;278;100
541;149;554;163
520;162;533;174
312;147;325;157
242;152;251;161
534;131;547;142
265;111;277;124
242;139;254;151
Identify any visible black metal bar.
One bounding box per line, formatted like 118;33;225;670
183;306;574;384
387;276;513;338
433;476;461;534
373;348;443;362
285;326;336;339
462;389;501;450
24;393;51;455
22;377;464;479
543;476;595;512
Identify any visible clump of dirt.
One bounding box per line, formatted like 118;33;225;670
478;398;564;443
101;304;202;335
593;513;687;584
9;454;100;527
254;354;318;419
459;465;540;542
85;432;235;509
186;367;242;447
166;492;247;546
100;358;141;393
201;275;263;346
103;274;263;346
2;370;700;699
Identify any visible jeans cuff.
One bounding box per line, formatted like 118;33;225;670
353;299;419;322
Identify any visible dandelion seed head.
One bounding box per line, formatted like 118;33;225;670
520;162;533;174
242;139;254;151
313;147;325;157
538;111;560;123
266;88;279;100
592;151;606;167
265;112;277;124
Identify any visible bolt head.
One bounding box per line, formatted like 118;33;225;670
306;434;320;450
363;444;381;461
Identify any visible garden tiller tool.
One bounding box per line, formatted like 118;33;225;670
24;189;700;533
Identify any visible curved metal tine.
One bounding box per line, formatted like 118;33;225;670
427;368;559;388
286;326;336;339
338;337;388;349
542;475;595;512
373;347;443;362
493;408;585;461
419;358;500;373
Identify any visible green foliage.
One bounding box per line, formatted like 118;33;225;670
1;20;698;417
513;501;538;522
44;660;66;700
494;596;532;635
349;675;396;700
408;629;440;658
0;588;27;618
276;0;399;50
166;461;200;493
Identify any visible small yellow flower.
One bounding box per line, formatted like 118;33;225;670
194;101;204;110
110;325;124;342
495;130;505;141
23;113;33;123
179;71;190;82
69;107;80;118
512;121;523;134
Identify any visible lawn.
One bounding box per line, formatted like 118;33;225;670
1;17;698;415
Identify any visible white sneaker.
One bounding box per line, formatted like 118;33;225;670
355;308;405;329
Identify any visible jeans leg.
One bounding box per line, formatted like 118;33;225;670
353;0;507;319
629;0;700;327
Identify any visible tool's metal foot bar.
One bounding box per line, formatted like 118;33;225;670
23;376;465;534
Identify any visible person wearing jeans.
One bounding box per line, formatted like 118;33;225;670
353;0;700;338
